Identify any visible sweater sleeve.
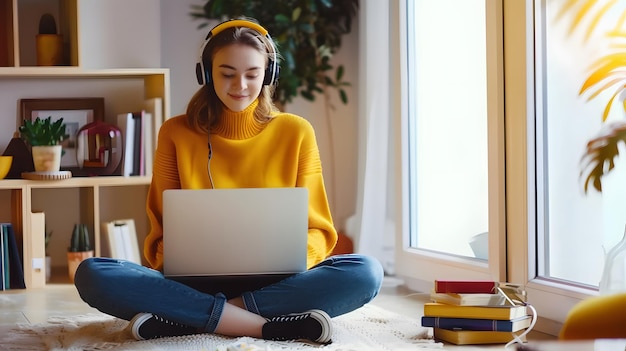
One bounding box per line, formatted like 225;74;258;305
296;119;338;267
144;118;182;270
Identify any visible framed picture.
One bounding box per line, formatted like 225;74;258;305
20;98;105;168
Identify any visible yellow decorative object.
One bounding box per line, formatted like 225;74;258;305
36;34;63;66
0;156;13;179
560;293;626;339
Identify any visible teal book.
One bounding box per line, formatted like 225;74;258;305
1;224;9;289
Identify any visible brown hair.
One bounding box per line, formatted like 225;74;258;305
186;25;278;134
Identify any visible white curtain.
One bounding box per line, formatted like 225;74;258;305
348;0;396;274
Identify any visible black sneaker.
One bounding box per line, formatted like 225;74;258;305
130;312;197;340
262;309;332;344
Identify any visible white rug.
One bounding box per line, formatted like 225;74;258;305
1;304;443;351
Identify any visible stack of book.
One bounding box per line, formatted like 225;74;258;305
422;280;530;345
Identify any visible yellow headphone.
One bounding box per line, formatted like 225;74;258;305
195;19;280;86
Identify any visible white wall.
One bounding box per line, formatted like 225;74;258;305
79;0;161;69
159;1;359;230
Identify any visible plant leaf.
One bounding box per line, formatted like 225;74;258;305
292;7;301;22
580;121;626;193
336;65;344;81
339;89;348;104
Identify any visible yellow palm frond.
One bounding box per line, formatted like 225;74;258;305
582;77;625;101
611;6;626;34
582;0;618;41
601;89;621;122
579;52;626;97
555;0;584;22
583;52;626;80
558;0;625;40
569;0;597;33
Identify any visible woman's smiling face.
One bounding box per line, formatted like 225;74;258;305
212;43;267;112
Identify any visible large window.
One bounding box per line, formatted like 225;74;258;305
407;0;490;259
395;0;505;293
534;0;626;287
396;0;624;334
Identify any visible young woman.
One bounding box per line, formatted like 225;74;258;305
74;18;384;344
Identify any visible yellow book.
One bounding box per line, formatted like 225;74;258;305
423;302;527;320
434;327;526;345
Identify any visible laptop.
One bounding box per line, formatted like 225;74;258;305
162;187;308;296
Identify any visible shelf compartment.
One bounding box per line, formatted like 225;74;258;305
16;0;77;67
0;0;15;67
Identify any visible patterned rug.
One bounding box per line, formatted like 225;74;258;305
1;304;443;351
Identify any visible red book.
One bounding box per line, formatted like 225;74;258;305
434;280;499;294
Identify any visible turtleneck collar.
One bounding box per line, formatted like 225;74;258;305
212;100;267;140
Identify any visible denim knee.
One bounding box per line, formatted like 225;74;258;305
74;257;100;292
351;254;385;300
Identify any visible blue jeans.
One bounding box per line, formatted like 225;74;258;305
74;254;383;333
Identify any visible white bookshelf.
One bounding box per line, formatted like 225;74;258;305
0;0;168;288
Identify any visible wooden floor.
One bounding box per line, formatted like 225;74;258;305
0;275;555;349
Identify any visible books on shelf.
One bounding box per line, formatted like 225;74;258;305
434;280;500;294
0;223;26;290
433;327;526;345
423;302;528;320
429;291;506;306
102;219;142;264
422;315;532;332
116;105;158;177
117;112;136;176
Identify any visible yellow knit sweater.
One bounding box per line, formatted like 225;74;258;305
144;101;337;271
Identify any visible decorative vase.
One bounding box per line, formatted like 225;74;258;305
36;34;64;66
31;145;62;172
76;120;123;176
67;250;93;283
598;225;626;295
2;132;35;178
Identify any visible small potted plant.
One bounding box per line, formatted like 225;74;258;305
19;116;69;172
67;223;93;282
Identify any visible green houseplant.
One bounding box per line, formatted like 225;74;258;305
189;0;359;107
68;223;91;252
67;223;93;282
19;116;68;147
19;116;69;172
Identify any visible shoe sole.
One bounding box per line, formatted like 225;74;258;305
129;312;153;340
306;309;332;344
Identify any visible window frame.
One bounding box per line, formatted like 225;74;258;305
504;0;596;335
394;0;506;292
394;0;598;335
